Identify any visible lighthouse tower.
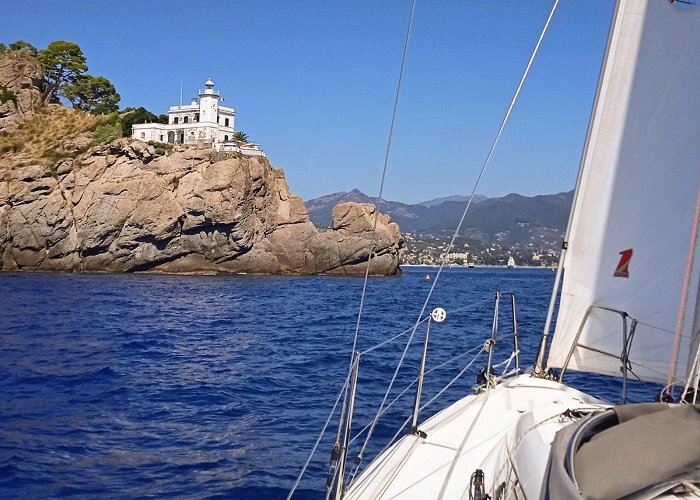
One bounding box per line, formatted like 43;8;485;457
131;77;240;148
198;78;220;124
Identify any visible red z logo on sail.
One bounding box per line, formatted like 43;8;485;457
614;249;633;278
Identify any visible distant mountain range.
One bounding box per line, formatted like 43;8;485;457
305;188;573;249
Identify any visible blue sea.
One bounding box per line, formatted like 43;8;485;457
0;268;660;498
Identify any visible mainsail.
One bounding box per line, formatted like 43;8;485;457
547;0;700;385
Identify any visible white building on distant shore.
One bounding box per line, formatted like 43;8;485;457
132;78;265;156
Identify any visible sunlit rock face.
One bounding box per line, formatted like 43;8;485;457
0;139;403;275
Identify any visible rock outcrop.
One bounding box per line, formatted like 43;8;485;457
0;52;44;133
0;139;404;275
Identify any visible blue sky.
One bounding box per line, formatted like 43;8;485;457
2;1;615;204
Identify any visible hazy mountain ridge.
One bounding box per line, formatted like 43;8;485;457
417;194;489;208
307;189;572;242
306;188;424;228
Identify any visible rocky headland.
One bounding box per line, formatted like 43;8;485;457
0;51;403;276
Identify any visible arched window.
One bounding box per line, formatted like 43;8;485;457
184;116;189;124
140;132;145;139
173;117;179;124
224;118;230;127
224;135;229;141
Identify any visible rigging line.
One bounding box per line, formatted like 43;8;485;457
439;296;495;316
425;343;485;375
349;346;487;483
413;0;562;308
352;300;490;458
419;346;486;415
635;320;692;338
350;0;418;360
287;371;352;500
359;315;430;356
682;339;700;402
358;296;493;356
349;378;418;447
667;184;700;393
334;0;417;470
350;343;485;446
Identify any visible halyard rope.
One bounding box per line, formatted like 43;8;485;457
667;184;700;394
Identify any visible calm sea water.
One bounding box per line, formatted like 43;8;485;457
0;268;660;498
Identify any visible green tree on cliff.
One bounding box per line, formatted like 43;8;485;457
38;41;88;104
64;74;120;114
233;131;249;143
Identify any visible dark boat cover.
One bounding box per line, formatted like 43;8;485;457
541;403;700;499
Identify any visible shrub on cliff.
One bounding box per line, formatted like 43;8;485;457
90;112;122;144
0;87;17;104
8;40;38;56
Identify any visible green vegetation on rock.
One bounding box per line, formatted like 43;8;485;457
90;112;122;144
0;87;17;104
8;40;38;55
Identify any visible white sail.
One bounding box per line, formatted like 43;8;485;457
547;0;700;385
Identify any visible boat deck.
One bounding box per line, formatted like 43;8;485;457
345;374;608;499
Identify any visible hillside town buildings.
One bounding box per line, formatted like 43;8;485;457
131;78;265;156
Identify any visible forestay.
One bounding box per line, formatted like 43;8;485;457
547;0;700;385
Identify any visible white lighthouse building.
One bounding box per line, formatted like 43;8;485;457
131;78;264;156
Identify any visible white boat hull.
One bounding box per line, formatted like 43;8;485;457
345;374;609;499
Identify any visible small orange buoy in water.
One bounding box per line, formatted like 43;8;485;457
425;274;431;281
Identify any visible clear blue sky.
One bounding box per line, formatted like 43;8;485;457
2;0;615;204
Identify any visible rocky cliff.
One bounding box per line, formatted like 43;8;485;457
0;140;403;275
0;50;403;276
